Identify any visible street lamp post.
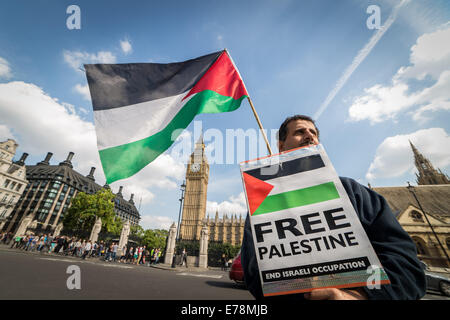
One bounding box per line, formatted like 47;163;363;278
172;181;186;268
407;182;450;265
176;181;186;241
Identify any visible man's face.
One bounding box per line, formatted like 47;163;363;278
278;119;319;152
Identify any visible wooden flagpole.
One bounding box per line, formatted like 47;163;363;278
224;48;272;155
247;97;273;155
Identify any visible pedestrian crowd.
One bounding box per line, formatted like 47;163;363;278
0;232;163;266
118;245;163;265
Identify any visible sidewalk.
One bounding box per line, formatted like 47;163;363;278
149;263;225;273
1;244;230;273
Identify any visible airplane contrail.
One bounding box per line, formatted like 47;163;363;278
314;0;410;120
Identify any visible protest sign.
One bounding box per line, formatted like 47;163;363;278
240;144;390;297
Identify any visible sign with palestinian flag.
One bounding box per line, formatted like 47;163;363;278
240;144;390;297
85;50;248;183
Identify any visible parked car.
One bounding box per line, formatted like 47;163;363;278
420;261;450;297
229;251;244;285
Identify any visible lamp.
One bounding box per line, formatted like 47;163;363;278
172;181;186;268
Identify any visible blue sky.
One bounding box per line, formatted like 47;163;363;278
1;0;449;230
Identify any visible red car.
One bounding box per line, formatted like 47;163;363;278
229;252;244;284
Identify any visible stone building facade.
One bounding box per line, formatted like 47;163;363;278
112;185;140;226
2;151;140;235
373;142;450;268
374;184;450;268
0;139;28;230
179;137;244;246
205;211;244;246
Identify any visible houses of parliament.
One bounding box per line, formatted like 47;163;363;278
178;138;450;268
178;137;244;246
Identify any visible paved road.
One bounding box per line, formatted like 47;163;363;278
1;246;448;300
0;246;253;300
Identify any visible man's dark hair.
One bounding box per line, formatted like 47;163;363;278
278;115;320;142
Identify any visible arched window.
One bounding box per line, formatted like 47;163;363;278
412;236;428;256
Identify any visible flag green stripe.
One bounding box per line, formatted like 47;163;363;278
253;182;340;216
99;90;247;183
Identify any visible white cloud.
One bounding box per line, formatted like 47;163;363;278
366;127;450;181
169;130;194;165
348;81;418;124
79;107;89;115
120;38;133;55
73;83;91;101
411;70;450;122
314;0;409;120
0;57;12;79
112;153;185;205
111;183;155;206
0;81;100;178
396;24;450;81
0;124;15;141
63;50;116;72
0;81;187;207
348;25;450;124
397;1;449;35
139;215;173;230
206;192;247;218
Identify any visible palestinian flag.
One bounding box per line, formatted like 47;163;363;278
85;50;248;183
242;154;340;216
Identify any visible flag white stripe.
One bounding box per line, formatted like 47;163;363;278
264;166;337;196
94;91;193;150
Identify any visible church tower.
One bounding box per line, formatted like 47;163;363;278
410;141;450;185
179;135;209;241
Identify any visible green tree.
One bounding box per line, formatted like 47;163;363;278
62;188;116;237
172;241;241;266
130;224;145;238
108;217;123;236
207;242;241;267
176;240;199;256
142;229;169;250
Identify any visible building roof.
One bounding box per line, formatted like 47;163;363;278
26;164;102;194
373;184;450;221
113;187;139;218
25;153;140;220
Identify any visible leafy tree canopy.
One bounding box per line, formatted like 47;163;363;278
62;188;117;237
141;229;169;250
130;224;145;238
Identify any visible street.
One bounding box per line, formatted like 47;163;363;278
0;245;448;300
0;245;252;300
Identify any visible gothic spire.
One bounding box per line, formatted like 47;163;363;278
410;141;450;185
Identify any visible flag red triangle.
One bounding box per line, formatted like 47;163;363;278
242;172;274;215
182;50;248;102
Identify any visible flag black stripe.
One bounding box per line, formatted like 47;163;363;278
244;154;325;181
85;51;222;111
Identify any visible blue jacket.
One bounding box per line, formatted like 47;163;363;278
241;177;426;300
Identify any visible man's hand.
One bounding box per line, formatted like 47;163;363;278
304;288;368;300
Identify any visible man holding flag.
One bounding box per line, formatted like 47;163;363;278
240;115;426;300
85;49;425;300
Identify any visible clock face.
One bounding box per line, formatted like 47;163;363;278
191;163;201;172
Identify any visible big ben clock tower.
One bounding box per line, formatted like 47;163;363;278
179;135;209;241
